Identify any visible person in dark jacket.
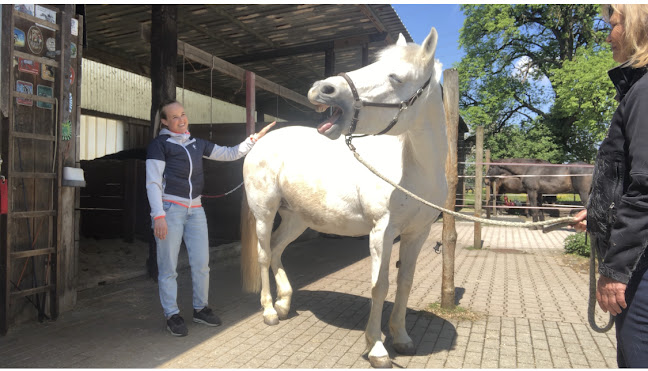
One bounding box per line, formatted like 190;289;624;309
572;4;648;367
146;99;274;337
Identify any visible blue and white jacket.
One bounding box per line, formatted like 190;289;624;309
146;128;255;221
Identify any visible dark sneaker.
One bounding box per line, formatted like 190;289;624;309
166;314;188;337
193;307;222;326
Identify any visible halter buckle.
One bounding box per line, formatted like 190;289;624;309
353;100;363;110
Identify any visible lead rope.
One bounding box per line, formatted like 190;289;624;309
348;146;576;228
349;143;613;332
588;237;615;332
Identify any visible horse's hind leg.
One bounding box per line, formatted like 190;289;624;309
255;214;281;326
389;228;429;355
270;210;307;320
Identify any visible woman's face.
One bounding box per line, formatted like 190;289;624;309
161;102;188;134
607;12;629;63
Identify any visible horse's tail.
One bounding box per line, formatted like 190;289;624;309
240;189;261;293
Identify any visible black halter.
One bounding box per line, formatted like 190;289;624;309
337;72;431;149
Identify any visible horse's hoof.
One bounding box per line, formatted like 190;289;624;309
264;314;279;326
369;355;392;368
393;341;415;355
276;308;289;320
274;301;290;320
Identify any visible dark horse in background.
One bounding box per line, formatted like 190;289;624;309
484;169;529;216
486;158;593;223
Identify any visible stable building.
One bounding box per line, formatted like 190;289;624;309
1;4;434;335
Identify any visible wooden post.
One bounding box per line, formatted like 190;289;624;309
147;5;177;282
325;48;335;77
150;5;177;138
485;150;491;218
245;71;256;136
123;159;137;243
474;126;484;249
441;69;459;309
361;44;369;66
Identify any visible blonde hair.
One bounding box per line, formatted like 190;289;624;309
602;4;648;68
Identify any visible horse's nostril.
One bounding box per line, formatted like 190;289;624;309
321;84;336;95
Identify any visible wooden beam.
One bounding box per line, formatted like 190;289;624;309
225;33;387;65
178;40;315;110
357;5;395;44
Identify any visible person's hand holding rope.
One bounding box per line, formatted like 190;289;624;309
569;209;587;232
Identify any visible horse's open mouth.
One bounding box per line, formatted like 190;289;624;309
315;104;342;134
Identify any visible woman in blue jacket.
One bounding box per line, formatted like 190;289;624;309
146;99;274;336
573;4;648;367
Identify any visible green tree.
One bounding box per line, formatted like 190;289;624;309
457;4;615;162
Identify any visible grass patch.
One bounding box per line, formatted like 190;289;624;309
421;302;482;321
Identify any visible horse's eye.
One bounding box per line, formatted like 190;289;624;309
389;74;403;84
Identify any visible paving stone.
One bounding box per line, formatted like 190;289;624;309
0;227;618;369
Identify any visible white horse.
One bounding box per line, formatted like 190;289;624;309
241;28;447;368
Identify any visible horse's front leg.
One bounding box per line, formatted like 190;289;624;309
389;227;429;355
366;222;397;368
527;191;540;224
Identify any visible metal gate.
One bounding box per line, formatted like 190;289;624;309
1;4;82;335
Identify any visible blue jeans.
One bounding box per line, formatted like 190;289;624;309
154;201;210;318
616;264;648;367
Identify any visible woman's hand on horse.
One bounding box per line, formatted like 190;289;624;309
253;121;276;142
569;209;587;232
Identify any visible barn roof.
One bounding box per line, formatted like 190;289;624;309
83;4;413;121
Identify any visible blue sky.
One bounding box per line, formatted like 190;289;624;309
392;4;466;70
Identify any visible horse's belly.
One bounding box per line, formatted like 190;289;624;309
279;178;372;236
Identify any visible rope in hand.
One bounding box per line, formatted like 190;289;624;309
201;181;244;199
588;237;615;332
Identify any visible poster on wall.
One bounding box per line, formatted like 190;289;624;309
14;4;34;16
27;26;44;55
71;18;78;36
35;5;56;25
16;80;33;106
14;28;25;48
36;85;53;109
41;64;55;82
18;57;39;75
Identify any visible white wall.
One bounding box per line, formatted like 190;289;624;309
80;59;279;160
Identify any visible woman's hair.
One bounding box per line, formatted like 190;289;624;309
602;4;648;68
154;99;181;131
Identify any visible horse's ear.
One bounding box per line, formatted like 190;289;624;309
421;27;438;59
396;33;407;46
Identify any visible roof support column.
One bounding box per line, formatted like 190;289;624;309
325;48;335;77
150;5;177;138
245;71;256;136
362;43;369;66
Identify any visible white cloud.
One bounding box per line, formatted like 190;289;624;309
512;56;550;86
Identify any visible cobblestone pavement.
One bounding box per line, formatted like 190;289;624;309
0;220;617;368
